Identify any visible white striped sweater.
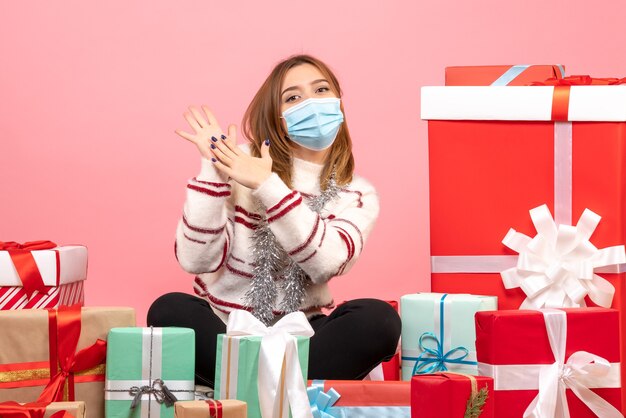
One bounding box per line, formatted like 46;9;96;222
175;144;380;323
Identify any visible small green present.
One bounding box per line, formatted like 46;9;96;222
105;327;196;418
401;293;497;380
214;310;313;418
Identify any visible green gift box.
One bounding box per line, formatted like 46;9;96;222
105;327;196;418
214;311;312;418
400;293;497;380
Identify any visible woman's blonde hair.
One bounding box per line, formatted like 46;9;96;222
242;54;354;190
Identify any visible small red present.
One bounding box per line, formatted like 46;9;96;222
411;372;494;418
308;380;410;416
445;64;564;86
475;308;622;417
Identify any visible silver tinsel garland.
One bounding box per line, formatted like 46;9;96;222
244;171;341;324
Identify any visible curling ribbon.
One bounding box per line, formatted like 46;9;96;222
206;400;222;418
403;294;476;375
307;381;342;418
523;310;623;418
226;310;314;418
501;204;626;309
0;241;57;298
36;304;107;403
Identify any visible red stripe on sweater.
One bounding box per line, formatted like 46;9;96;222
318;220;327;247
192;177;231;188
335;230;353;275
298;250;317;264
226;263;254;279
335;226;355;260
207;241;228;273
174;241;179;262
234;216;258;230
183;215;226;234
341;189;364;208
229;254;246;264
267;190;298;214
329;218;363;254
187;183;231;197
183;233;206;244
267;196;302;223
288;215;320;256
235;205;262;220
195;276;208;291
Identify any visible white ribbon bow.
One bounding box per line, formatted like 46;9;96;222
227;310;315;418
523;309;623;418
501;204;625;309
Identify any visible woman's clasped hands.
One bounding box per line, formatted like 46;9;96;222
175;106;273;189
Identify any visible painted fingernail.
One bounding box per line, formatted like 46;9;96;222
221;135;227;140
211;136;218;142
210;143;216;149
211;158;217;162
265;138;270;146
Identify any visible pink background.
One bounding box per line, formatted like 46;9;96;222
2;1;626;324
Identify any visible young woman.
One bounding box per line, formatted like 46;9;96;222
148;54;401;387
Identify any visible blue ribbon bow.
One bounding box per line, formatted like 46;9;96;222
307;381;344;418
403;294;477;375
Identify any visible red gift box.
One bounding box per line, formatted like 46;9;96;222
475;308;622;417
423;77;626;408
445;64;564;86
411;372;494;418
308;380;410;415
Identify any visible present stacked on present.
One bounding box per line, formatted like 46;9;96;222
402;64;626;416
0;241;208;418
0;241;87;310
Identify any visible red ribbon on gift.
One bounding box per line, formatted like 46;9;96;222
205;400;222;418
0;401;74;418
35;304;107;403
0;241;58;298
530;75;626;121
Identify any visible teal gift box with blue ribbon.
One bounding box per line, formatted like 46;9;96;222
400;293;497;380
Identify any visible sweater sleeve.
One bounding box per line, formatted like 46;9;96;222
252;172;379;284
174;157;234;274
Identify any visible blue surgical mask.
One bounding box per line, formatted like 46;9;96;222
282;97;344;151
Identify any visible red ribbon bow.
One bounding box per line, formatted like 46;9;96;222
0;401;74;418
529;75;626;121
0;241;58;298
531;75;626;86
206;400;222;418
36;304;107;403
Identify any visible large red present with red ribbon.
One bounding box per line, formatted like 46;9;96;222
0;305;135;418
422;75;626;408
410;372;494;418
445;64;564;86
0;241;87;310
475;308;622;417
